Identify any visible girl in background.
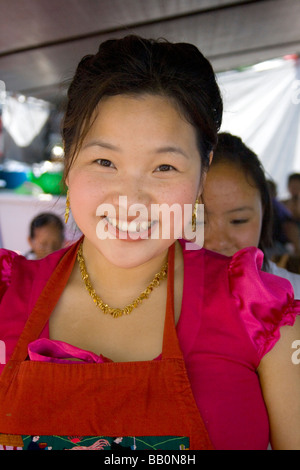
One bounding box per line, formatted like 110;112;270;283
25;212;64;259
203;132;300;298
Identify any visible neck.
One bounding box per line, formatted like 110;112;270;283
78;238;170;307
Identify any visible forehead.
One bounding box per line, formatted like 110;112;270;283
289;178;300;188
65;93;204;179
205;163;260;203
33;224;62;240
84;94;195;140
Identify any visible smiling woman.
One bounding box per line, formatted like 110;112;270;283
0;35;299;451
66;93;203;267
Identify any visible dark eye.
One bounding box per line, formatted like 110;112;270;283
96;159;114;167
231;219;249;225
156;164;176;172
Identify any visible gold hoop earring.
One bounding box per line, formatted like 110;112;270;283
64;190;70;224
192;199;199;232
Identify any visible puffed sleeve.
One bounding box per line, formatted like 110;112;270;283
228;246;300;362
0;249;19;302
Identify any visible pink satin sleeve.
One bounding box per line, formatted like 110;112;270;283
228;246;300;363
0;249;20;302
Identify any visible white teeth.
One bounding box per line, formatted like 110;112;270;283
140;221;149;232
128;221;138;232
106;217;152;233
120;221;128;232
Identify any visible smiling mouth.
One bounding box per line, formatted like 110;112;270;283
105;216;155;234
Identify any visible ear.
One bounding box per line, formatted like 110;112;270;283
197;152;213;200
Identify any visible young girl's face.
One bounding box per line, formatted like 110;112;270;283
28;225;63;259
203;162;263;256
67;94;203;267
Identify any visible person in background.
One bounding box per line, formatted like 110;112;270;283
272;253;300;275
0;36;299;451
282;173;300;227
203;132;300;299
267;180;300;256
26;212;64;259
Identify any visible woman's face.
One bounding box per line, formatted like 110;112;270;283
203;162;263;256
66;94;203;267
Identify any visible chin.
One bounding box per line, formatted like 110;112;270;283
100;238;171;268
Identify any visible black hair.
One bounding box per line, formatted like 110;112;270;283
288;173;300;184
62;34;222;180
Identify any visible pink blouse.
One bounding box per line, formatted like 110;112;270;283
0;240;299;450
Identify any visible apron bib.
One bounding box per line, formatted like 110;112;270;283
0;240;213;450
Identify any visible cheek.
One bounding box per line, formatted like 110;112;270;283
68;174;108;235
164;185;197;217
69;170;108;206
166;186;198;239
240;220;262;248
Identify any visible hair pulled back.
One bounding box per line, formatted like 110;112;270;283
62;35;222;178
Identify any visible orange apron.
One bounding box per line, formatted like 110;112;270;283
0;240;213;450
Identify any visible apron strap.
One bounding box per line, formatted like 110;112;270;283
161;242;183;359
9;239;82;362
9;239;182;362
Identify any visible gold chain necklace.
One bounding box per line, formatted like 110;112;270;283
77;242;168;318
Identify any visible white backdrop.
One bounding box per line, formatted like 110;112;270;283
217;56;300;199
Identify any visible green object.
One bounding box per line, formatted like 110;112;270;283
14;181;44;195
28;170;66;195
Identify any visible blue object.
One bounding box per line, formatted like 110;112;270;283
0;169;28;189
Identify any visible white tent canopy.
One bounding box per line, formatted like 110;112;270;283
0;0;300;188
0;0;299;105
218;56;300;198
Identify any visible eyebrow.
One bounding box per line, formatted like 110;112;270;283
226;206;254;214
82;140;189;158
154;146;189;159
82;139;120;151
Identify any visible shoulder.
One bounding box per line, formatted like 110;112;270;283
0;244;73;302
226;247;300;361
180;241;300;362
0;248;20;270
257;314;300;449
0;248;21;301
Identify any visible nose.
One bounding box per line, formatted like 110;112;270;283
112;173;152;218
116;171;151;201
